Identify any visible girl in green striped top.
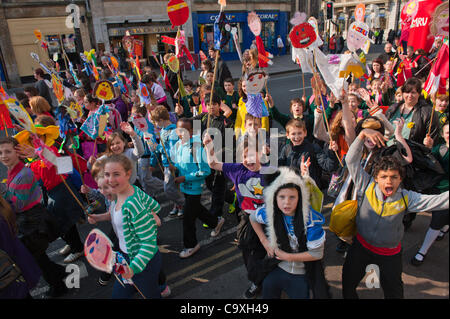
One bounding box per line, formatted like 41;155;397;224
89;154;162;298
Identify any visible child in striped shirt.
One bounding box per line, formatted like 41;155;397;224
87;154;162;299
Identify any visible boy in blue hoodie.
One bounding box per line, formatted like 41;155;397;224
173;117;225;258
151;105;186;217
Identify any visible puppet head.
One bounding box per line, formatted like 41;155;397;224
430;1;449;38
245;70;268;94
167;0;190;29
248;12;262;37
93;80;116;101
84;229;116;273
290;22;317;49
347;21;370;52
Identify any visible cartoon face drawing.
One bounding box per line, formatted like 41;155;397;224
431;1;449;37
94;80;115;101
347;21;370;52
289;22;317;48
238;177;265;214
246;71;268;94
84;229;115;273
247;12;262;36
132;114;148;132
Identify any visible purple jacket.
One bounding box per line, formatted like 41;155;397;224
0;216;41;298
113;96;130;123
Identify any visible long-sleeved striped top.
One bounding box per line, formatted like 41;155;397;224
120;185;160;274
6;161;42;213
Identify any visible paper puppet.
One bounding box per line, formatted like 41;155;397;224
161;30;195;68
132;113;149;133
84;229;116;273
248;12;273;67
214;11;231;50
65;100;83;121
93;80;116;101
430;1;449;38
167;55;180;73
289;14;317;49
51;74;64;104
245;71;269;118
80;104;110;140
30;52;52;75
167;0;189;29
14;125;60;148
0;95;13;130
3;96;36;133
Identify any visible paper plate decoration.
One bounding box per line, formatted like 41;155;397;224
246;71;268;95
167;0;189;29
347;21;371;53
84;229;116;273
167;55;180;73
132;113;149;133
93;80;116;101
4;97;36;133
289;20;317;48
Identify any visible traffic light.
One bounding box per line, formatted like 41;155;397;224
326;2;334;20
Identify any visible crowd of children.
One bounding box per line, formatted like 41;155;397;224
0;34;449;301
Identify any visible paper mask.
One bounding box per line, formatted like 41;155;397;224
430;1;449;38
84;229;116;273
4;97;35;133
347;21;370;52
246;71;268;94
355;4;366;22
167;55;180;73
290;22;317;48
94;80;116;101
247;12;262;37
167;0;190;29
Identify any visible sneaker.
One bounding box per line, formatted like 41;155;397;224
177;209;184;217
169;207;178;217
63;251;84;263
160;284;171;298
211;217;225;237
244;283;261;299
179;244;200;258
436;230;449;241
59;245;71;256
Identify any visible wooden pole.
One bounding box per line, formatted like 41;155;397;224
207;52;220;129
427;103;436;137
1;114;8;137
60;175;89;216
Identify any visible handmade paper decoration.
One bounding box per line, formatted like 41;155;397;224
307;17;323;47
14;125;59;148
347;21;371;53
93;80;116;101
3;96;36;133
430;1;449;38
289;19;317;49
84;49;100;80
248;12;273;67
167;55;180;73
139;82;152;105
167;0;189;29
65;100;83;121
161;30;196;68
33;29;48;50
51;74;64;104
0;94;13;130
230;26;243;62
355;3;366;22
214;11;231;50
30;52;52;75
132;113;149;133
80;103;110;140
84;229;116;273
245;71;269;118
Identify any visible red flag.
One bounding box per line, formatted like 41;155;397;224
407;0;441;52
424;41;449;95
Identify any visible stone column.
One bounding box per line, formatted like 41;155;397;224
0;1;21;87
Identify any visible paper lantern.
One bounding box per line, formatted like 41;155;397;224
167;0;189;29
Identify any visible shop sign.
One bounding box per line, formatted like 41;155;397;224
108;25;173;36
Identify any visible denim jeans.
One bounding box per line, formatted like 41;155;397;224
112;250;162;299
262;266;310;299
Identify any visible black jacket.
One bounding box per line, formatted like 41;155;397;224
385;98;439;144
